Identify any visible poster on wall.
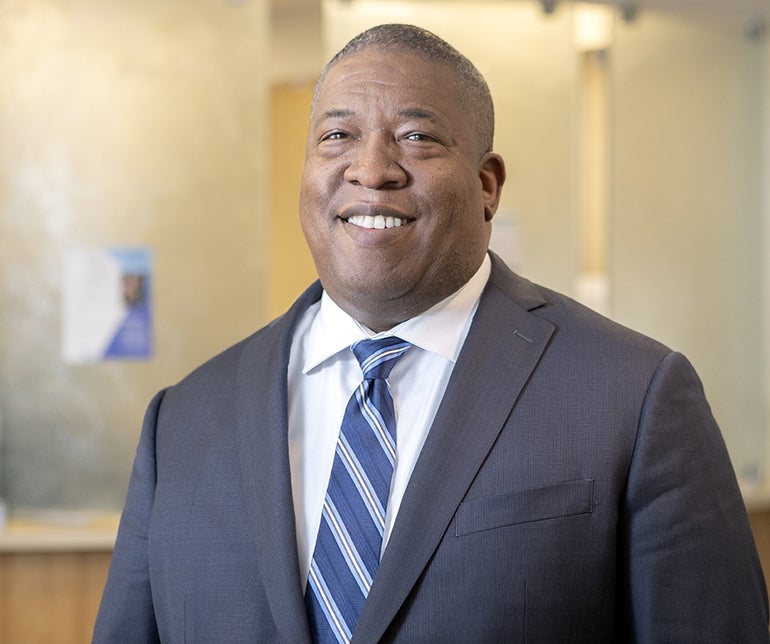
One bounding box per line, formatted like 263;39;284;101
62;247;153;363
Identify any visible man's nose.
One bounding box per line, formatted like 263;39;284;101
343;135;408;189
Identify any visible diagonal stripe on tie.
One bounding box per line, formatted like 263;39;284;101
308;559;353;643
336;434;387;532
322;497;373;595
305;336;411;644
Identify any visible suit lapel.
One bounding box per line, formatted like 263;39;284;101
354;257;554;642
234;282;323;644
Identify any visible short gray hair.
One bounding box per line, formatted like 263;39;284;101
312;23;495;156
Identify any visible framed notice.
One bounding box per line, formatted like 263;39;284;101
62;247;153;363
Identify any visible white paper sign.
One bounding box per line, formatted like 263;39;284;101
61;247;153;363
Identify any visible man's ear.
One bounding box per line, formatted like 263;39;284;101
479;152;506;222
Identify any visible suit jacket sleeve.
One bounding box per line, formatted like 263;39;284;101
93;389;165;644
621;351;768;641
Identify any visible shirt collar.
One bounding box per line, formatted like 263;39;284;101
302;254;491;374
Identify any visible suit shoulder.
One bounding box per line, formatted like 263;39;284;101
167;280;323;396
158;325;275;416
488;260;671;370
536;282;669;355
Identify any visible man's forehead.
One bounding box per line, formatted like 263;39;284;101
321;46;455;87
313;52;458;110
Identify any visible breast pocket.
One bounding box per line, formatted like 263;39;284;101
455;479;596;537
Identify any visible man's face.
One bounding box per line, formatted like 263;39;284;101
300;47;505;331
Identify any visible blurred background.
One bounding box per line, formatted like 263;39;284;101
0;0;769;638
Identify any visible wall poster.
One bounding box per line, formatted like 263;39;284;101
62;247;153;363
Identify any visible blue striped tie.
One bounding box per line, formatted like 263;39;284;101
305;336;411;644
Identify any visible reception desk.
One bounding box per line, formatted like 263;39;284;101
746;489;770;592
0;513;118;644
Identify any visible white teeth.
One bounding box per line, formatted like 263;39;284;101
348;214;406;229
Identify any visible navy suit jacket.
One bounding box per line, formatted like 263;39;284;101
94;254;769;642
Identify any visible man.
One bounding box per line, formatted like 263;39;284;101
94;24;769;642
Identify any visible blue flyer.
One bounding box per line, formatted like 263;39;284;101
62;247;153;362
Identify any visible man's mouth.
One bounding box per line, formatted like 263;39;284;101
347;214;408;230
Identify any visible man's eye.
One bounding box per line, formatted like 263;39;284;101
322;131;348;141
404;132;435;143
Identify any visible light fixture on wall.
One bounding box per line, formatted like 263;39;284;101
574;3;613;51
540;0;558;15
620;4;638;23
744;16;766;39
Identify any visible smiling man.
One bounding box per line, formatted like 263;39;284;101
299;38;503;333
95;24;769;643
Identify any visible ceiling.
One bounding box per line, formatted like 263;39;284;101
270;0;770;19
588;0;769;17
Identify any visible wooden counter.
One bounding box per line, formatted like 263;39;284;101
0;513;118;644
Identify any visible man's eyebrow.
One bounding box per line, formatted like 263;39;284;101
318;109;355;120
316;107;442;124
398;108;440;122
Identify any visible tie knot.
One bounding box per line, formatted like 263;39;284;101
352;337;411;380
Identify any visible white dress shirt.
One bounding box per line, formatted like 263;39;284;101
288;254;491;587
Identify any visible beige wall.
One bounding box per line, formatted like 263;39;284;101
270;0;323;85
611;12;766;479
0;0;269;509
764;28;770;478
268;84;318;319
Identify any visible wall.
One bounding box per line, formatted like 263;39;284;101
269;84;318;319
764;21;770;479
611;11;766;480
267;0;323;320
0;0;270;510
270;0;323;85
